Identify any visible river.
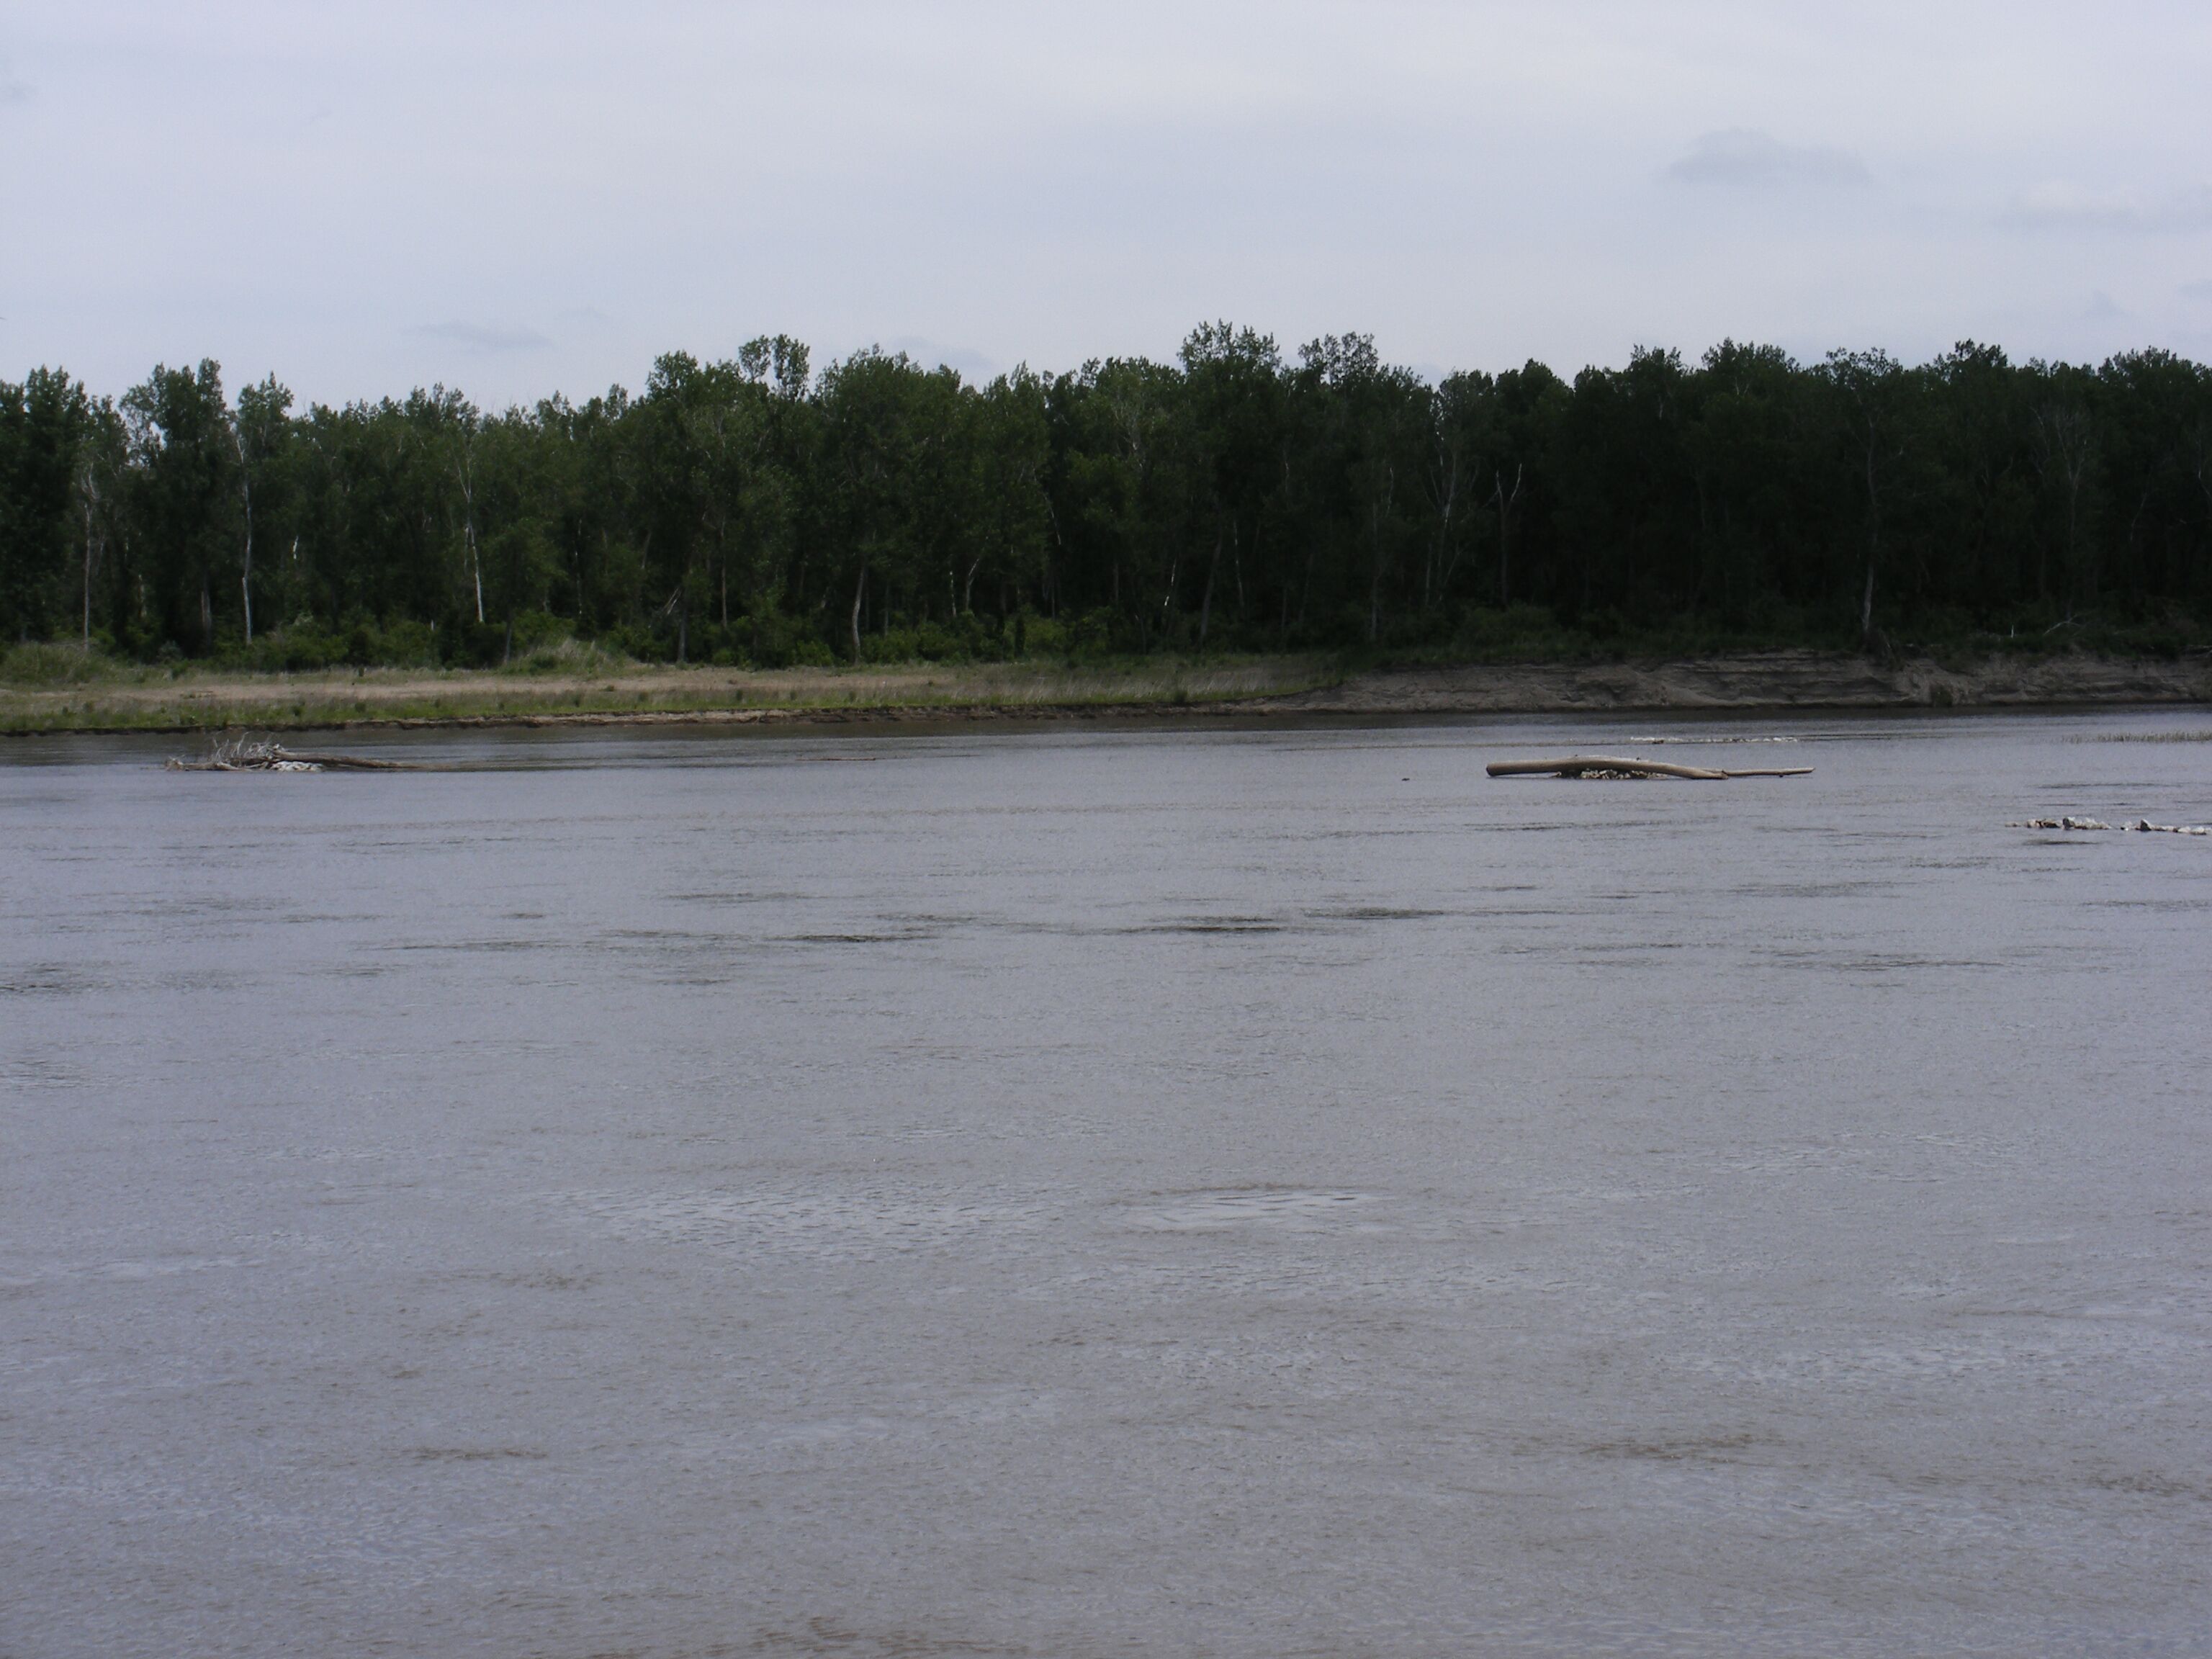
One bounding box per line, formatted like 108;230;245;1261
4;711;2209;1657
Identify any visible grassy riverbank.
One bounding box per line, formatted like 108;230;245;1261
3;644;2207;736
0;648;1341;734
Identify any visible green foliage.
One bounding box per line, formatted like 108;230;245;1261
240;624;349;672
0;641;112;685
7;333;2212;667
0;369;102;642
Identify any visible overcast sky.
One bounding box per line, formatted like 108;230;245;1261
5;1;2211;405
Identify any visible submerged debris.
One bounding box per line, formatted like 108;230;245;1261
1487;754;1813;781
2015;817;2210;835
166;734;413;773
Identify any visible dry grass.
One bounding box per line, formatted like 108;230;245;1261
0;655;1341;734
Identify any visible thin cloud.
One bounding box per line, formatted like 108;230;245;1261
14;2;2212;403
407;320;553;353
2182;279;2212;302
2000;183;2212;233
883;336;1000;380
1666;129;1869;189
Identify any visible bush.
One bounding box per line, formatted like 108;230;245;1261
1449;603;1584;659
1012;611;1059;657
861;626;921;665
0;641;110;686
516;636;622;674
230;623;345;671
740;612;836;668
1064;608;1121;660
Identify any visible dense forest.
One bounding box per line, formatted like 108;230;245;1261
4;326;2211;669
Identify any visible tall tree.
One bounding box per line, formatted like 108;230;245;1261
232;375;295;644
0;368;93;642
122;361;238;652
1822;349;1917;648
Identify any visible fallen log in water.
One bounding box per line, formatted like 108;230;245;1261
166;737;415;773
1486;754;1813;781
265;749;413;770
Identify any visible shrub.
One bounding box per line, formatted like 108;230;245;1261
0;642;110;686
1012;611;1059;657
1064;608;1120;660
517;636;622;673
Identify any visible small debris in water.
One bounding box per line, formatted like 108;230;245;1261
2014;817;2210;835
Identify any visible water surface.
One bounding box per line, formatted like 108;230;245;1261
4;711;2210;1657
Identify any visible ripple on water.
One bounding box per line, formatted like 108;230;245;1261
562;1186;1053;1263
1123;1187;1379;1231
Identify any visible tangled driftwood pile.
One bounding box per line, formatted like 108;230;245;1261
166;735;413;773
1487;754;1813;781
2015;817;2210;836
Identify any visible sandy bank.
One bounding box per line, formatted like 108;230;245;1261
1258;649;2212;716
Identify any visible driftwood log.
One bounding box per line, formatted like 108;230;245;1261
166;738;414;773
1487;754;1813;781
268;749;412;770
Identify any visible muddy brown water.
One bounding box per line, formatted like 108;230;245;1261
4;712;2210;1658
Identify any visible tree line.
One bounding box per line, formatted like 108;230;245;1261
4;326;2211;668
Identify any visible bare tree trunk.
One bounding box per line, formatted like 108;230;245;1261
1859;440;1880;649
235;428;255;644
1041;496;1064;617
1197;520;1222;647
850;565;866;665
81;481;96;652
467;521;485;624
1426;450;1459;610
240;493;254;645
2064;449;2088;606
1369;513;1382;642
455;446;485;624
1493;464;1522;608
1367;464;1394;644
2194;428;2212;533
